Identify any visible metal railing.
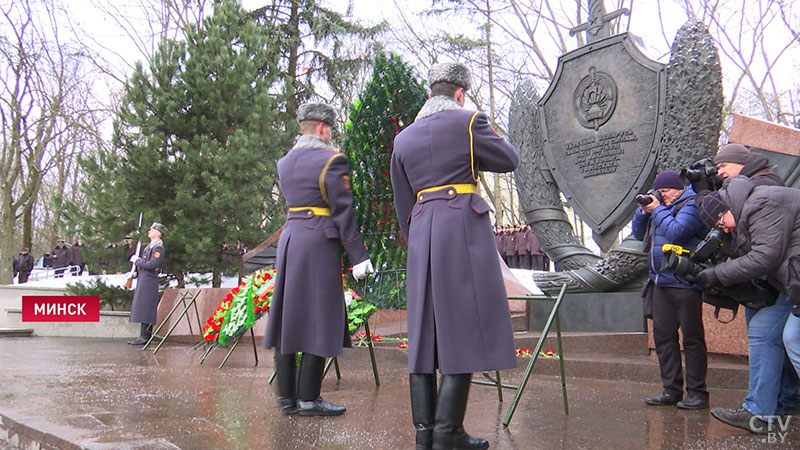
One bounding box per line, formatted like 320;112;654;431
25;265;84;282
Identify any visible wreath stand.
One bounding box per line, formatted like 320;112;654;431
199;327;260;369
471;283;569;427
266;304;381;387
143;289;203;354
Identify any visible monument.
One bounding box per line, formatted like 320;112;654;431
510;1;724;331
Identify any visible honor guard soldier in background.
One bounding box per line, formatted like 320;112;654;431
391;62;520;450
264;102;374;417
127;222;166;345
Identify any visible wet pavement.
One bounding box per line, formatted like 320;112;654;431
1;335;798;450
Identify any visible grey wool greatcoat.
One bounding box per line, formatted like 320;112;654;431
129;239;164;325
264;135;369;358
391;97;520;375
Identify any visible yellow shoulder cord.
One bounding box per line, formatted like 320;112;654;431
468;111;480;182
319;152;344;204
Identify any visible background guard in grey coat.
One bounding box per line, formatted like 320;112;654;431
391;62;519;450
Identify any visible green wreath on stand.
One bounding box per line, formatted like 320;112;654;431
202;270;377;347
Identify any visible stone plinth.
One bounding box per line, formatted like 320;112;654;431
528;291;646;333
729;113;800;157
0;285;66;328
0;285;140;337
4;309;138;338
647;302;748;357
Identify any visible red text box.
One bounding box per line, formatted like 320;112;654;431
22;296;100;322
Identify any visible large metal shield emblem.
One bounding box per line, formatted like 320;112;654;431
539;33;665;242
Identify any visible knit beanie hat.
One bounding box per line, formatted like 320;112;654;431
652;170;684;190
697;191;730;228
714;143;749;165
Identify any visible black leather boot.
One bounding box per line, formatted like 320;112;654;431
432;374;488;450
275;351;297;415
296;353;345;416
128;323;151;345
410;373;436;450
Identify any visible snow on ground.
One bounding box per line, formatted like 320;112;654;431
4;271;240;290
8;267;542;296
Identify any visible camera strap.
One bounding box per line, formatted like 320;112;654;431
670;194;694;215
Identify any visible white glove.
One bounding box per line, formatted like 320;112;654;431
129;255;141;263
352;259;375;281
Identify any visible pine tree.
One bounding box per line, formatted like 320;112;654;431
79;0;286;286
249;1;384;128
343;51;427;308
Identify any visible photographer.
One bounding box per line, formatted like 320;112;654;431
697;176;800;434
714;143;783;186
632;170;710;409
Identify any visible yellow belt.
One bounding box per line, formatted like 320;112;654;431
416;184;478;202
288;206;331;216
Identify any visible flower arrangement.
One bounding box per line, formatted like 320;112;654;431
353;331;408;348
515;347;560;359
202;270;378;346
202;269;275;346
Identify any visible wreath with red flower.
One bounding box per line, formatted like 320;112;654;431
202;270;376;346
202;269;275;346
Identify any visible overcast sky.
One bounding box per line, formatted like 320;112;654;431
18;0;794;116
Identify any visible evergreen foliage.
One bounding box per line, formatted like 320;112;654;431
78;0;286;285
343;51;427;308
66;279;134;311
249;0;384;125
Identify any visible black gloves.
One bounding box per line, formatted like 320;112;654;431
695;267;720;288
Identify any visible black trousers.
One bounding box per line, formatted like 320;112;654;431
652;285;708;397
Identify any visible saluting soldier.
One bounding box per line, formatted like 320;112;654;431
127;222;166;345
264;102;374;417
391;62;520;450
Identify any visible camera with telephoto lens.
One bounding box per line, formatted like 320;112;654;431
660;228;778;311
636;188;664;206
679;158;724;192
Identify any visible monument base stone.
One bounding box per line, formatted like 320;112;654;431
528;290;645;333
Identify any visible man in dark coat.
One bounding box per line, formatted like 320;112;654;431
16;248;34;284
632;170;710;410
264;102;373;417
70;237;87;275
696;176;800;433
51;239;70;277
127;222;166;345
391;62;519;450
707;143;799;427
714;143;783;187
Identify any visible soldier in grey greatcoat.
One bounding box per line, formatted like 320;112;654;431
127;222;166;345
391;62;519;450
264;102;373;417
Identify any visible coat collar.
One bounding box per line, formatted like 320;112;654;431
415;95;462;121
293;134;328;150
146;238;163;249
